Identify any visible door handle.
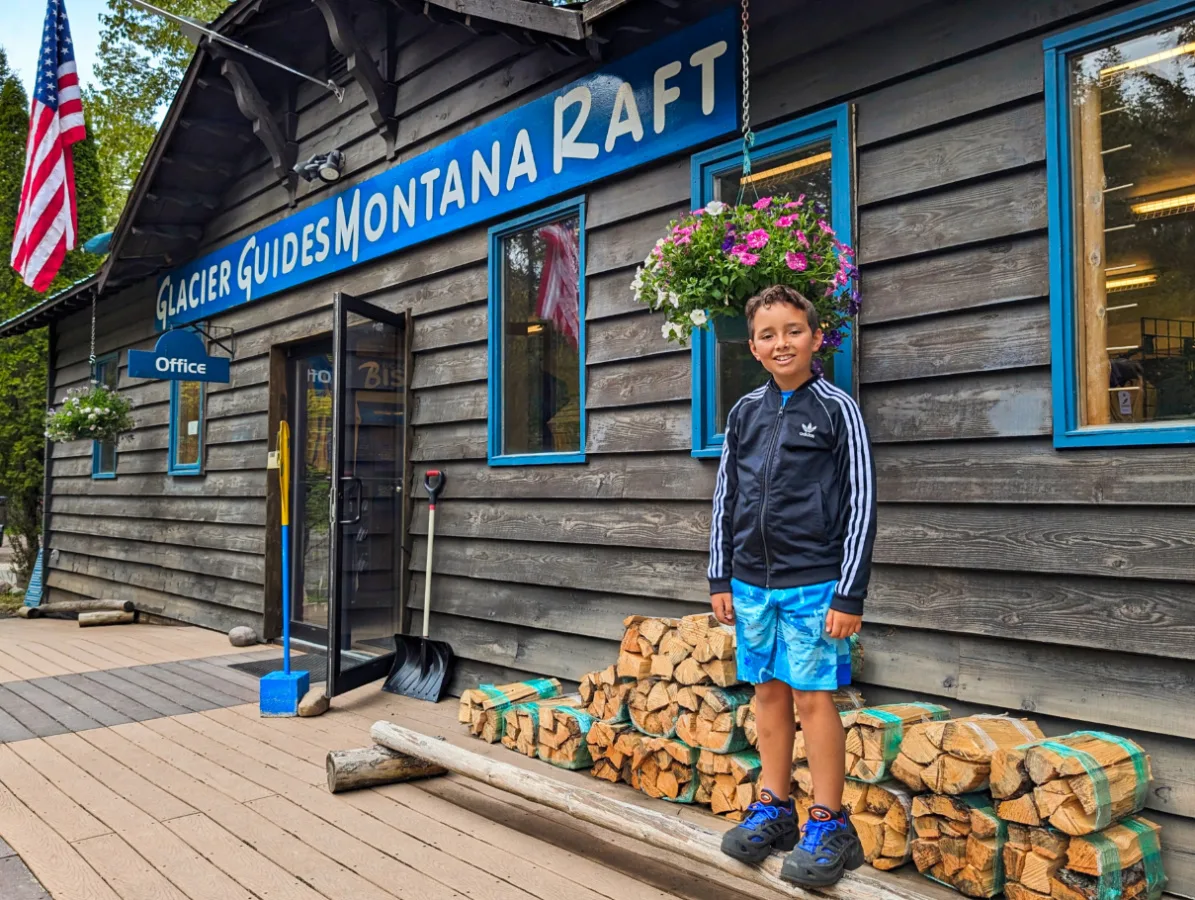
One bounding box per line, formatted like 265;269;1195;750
339;476;363;525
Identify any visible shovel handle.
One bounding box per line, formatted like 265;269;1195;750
423;470;445;508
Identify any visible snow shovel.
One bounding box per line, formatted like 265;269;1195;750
383;470;454;702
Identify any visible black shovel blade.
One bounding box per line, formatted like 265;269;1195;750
383;634;454;703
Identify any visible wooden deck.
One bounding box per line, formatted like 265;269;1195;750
0;618;814;900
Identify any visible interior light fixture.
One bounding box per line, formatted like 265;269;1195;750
1130;192;1195;217
527;324;545;334
1105;273;1158;291
1099;40;1195;79
739;151;832;186
295;150;345;184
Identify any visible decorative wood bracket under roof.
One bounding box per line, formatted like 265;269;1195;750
313;0;400;157
203;38;301;204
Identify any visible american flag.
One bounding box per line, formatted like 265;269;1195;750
11;0;86;293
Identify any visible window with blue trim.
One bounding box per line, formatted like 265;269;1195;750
487;197;586;466
91;352;119;478
1046;0;1195;447
689;106;855;458
168;324;208;476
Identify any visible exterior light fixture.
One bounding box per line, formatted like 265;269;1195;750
295;150;345;184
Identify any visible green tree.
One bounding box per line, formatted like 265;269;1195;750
90;0;230;227
0;48;105;586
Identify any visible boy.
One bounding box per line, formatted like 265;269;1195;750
709;284;876;888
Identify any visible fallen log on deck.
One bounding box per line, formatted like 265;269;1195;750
326;745;447;793
25;599;135;618
78;611;137;627
370;719;949;900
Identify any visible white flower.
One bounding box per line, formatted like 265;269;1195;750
655;288;667;309
630;268;643;293
705;201;728;216
669;292;680;308
690;309;708;326
661;321;683;341
655;238;666;249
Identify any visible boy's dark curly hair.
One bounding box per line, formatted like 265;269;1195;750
745;285;820;339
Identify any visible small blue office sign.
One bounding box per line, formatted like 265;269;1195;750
128;330;231;383
153;10;738;330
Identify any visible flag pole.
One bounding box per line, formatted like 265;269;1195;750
124;0;345;101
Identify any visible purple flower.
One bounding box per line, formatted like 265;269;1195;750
753;197;773;210
822;329;844;349
847;294;862;316
812;359;824;377
813;201;826;215
785;251;808;272
746;229;770;249
721;234;736;252
737;252;761;266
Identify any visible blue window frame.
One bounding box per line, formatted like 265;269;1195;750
91;352;119;479
487;196;587;466
689;105;855;458
1046;0;1195;447
168;324;208;476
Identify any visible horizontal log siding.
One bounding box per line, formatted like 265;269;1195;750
43;3;1195;894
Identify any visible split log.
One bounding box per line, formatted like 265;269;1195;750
587;721;647;785
990;732;1152;835
629;678;680;738
501;696;580;757
794;703;951;783
459;678;562;742
1054;816;1165;900
674;614;740;687
537;707;598;769
892;714;1044;794
370;720;966;900
619;615;678;680
1003;824;1071;899
911;793;1006;897
325;745;447;793
631;737;700;803
579;665;634;723
697;750;761;822
737;686;865;749
78;611;136;627
26;598;135;618
675;686;752;754
792;769;914;870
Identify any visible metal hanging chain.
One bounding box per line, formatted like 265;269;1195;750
89;292;97;385
736;0;759;205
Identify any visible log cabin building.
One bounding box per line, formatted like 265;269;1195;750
1;0;1193;892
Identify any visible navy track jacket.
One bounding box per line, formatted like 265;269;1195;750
708;375;877;616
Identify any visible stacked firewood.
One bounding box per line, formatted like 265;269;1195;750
911;793;1007;898
501;696;580;757
792;767;915;870
892;714;1044;794
991;732;1152;835
458;678;563;743
629;678;681;737
737;686;866;749
536;706;598;770
675;686;752;753
1004;817;1165;900
587;721;646;785
794;703;952;783
630;737;700;803
697;749;761;821
618;614;740;687
579;665;634;722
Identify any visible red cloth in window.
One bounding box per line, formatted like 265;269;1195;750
535;222;580;349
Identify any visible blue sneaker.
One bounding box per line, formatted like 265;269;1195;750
780;804;864;887
719;789;799;864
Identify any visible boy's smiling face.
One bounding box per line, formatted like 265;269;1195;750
748;301;824;390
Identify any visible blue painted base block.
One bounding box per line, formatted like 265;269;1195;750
259;669;310;717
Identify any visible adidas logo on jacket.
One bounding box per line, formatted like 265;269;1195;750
708;375;877;616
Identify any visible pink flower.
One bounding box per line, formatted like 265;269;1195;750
731;244;748;254
675;235;692;245
680;226;694;236
786;251;808;271
693;209;706;216
835;270;849;285
785;202;801;209
776;215;796;228
795;230;809;247
746;229;770;249
737;252;760;266
825;286;836;297
753;197;773;210
818;220;834;234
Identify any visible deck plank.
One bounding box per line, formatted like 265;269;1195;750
0;686;70;737
82;670;193;718
0;707;36;743
0;744;111;842
75;834;192;900
134;663;248;709
0;782;120;900
5;680;103;734
171;660;261;702
58;673;161;722
116;667;224;714
31;676;134;728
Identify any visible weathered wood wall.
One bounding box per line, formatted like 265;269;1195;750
44;0;1194;893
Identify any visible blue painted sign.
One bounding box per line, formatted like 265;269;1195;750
155;11;737;330
128;329;231;382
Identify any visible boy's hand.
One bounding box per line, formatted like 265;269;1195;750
711;592;735;626
825;610;862;640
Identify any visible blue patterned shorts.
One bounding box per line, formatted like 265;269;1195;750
731;578;852;691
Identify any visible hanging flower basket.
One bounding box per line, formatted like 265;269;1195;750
631;195;860;359
44;383;134;443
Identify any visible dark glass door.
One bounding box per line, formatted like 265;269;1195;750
327;292;411;697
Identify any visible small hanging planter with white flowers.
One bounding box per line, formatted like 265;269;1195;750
44;383;134;443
